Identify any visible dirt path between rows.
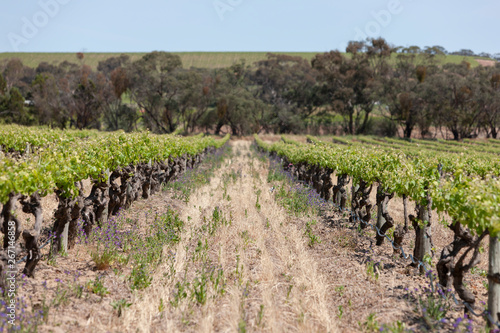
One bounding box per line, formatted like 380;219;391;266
116;140;336;332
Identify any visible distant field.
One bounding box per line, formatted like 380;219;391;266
0;52;317;70
0;51;486;70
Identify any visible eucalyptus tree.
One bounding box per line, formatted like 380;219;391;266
382;52;429;138
128;51;183;133
99;66;139;132
212;61;269;135
424;63;481;140
252;53;321;133
476;66;500;138
97;54;131;76
312;39;392;135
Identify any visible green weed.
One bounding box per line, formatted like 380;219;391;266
111;299;132;317
86;276;109;297
170;281;190;307
335;285;345;296
192;269;209;305
158;298;165;312
129;264;152;290
380;321;406;332
256;305;265;326
304;220;321;247
91;248;116;271
366;259;379;282
359;312;380;332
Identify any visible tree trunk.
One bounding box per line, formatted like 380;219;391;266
108;166;138;217
404;120;413;138
20;193;43;234
108;171;122;217
350;180;373;228
1;193;22;249
22;229;40;277
349;112;354;135
321;169;334;201
150;162;163;194
394;194;409;255
51;185;83;255
215;121;223;135
360;110;370;134
375;186;394;245
141;161;153;199
127;165;143;206
489;236;500;325
20;193;44;277
376;186;386;232
412;196;433;273
451;229;487;313
82;170;110;234
312;166;324;195
436;223;473;292
333;174;349;210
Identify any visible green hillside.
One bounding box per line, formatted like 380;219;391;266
0;51;485;70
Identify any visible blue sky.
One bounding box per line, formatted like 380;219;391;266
0;0;499;54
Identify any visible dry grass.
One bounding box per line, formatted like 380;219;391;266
119;141;336;332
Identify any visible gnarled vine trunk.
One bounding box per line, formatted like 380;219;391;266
20;192;44;277
393;194;409;255
375;186;394;245
350;180;373;228
82;171;110;234
333;174;349;210
437;222;488;312
1;193;22;249
321;168;334;201
51;185;84;255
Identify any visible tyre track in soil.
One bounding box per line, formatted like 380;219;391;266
119;141;337;332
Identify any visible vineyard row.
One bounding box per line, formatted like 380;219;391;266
255;134;500;326
0;130;229;284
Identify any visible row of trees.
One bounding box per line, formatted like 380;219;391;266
1;39;499;139
312;41;500;139
389;44;500;60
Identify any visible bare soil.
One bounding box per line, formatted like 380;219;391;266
476;59;496;67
